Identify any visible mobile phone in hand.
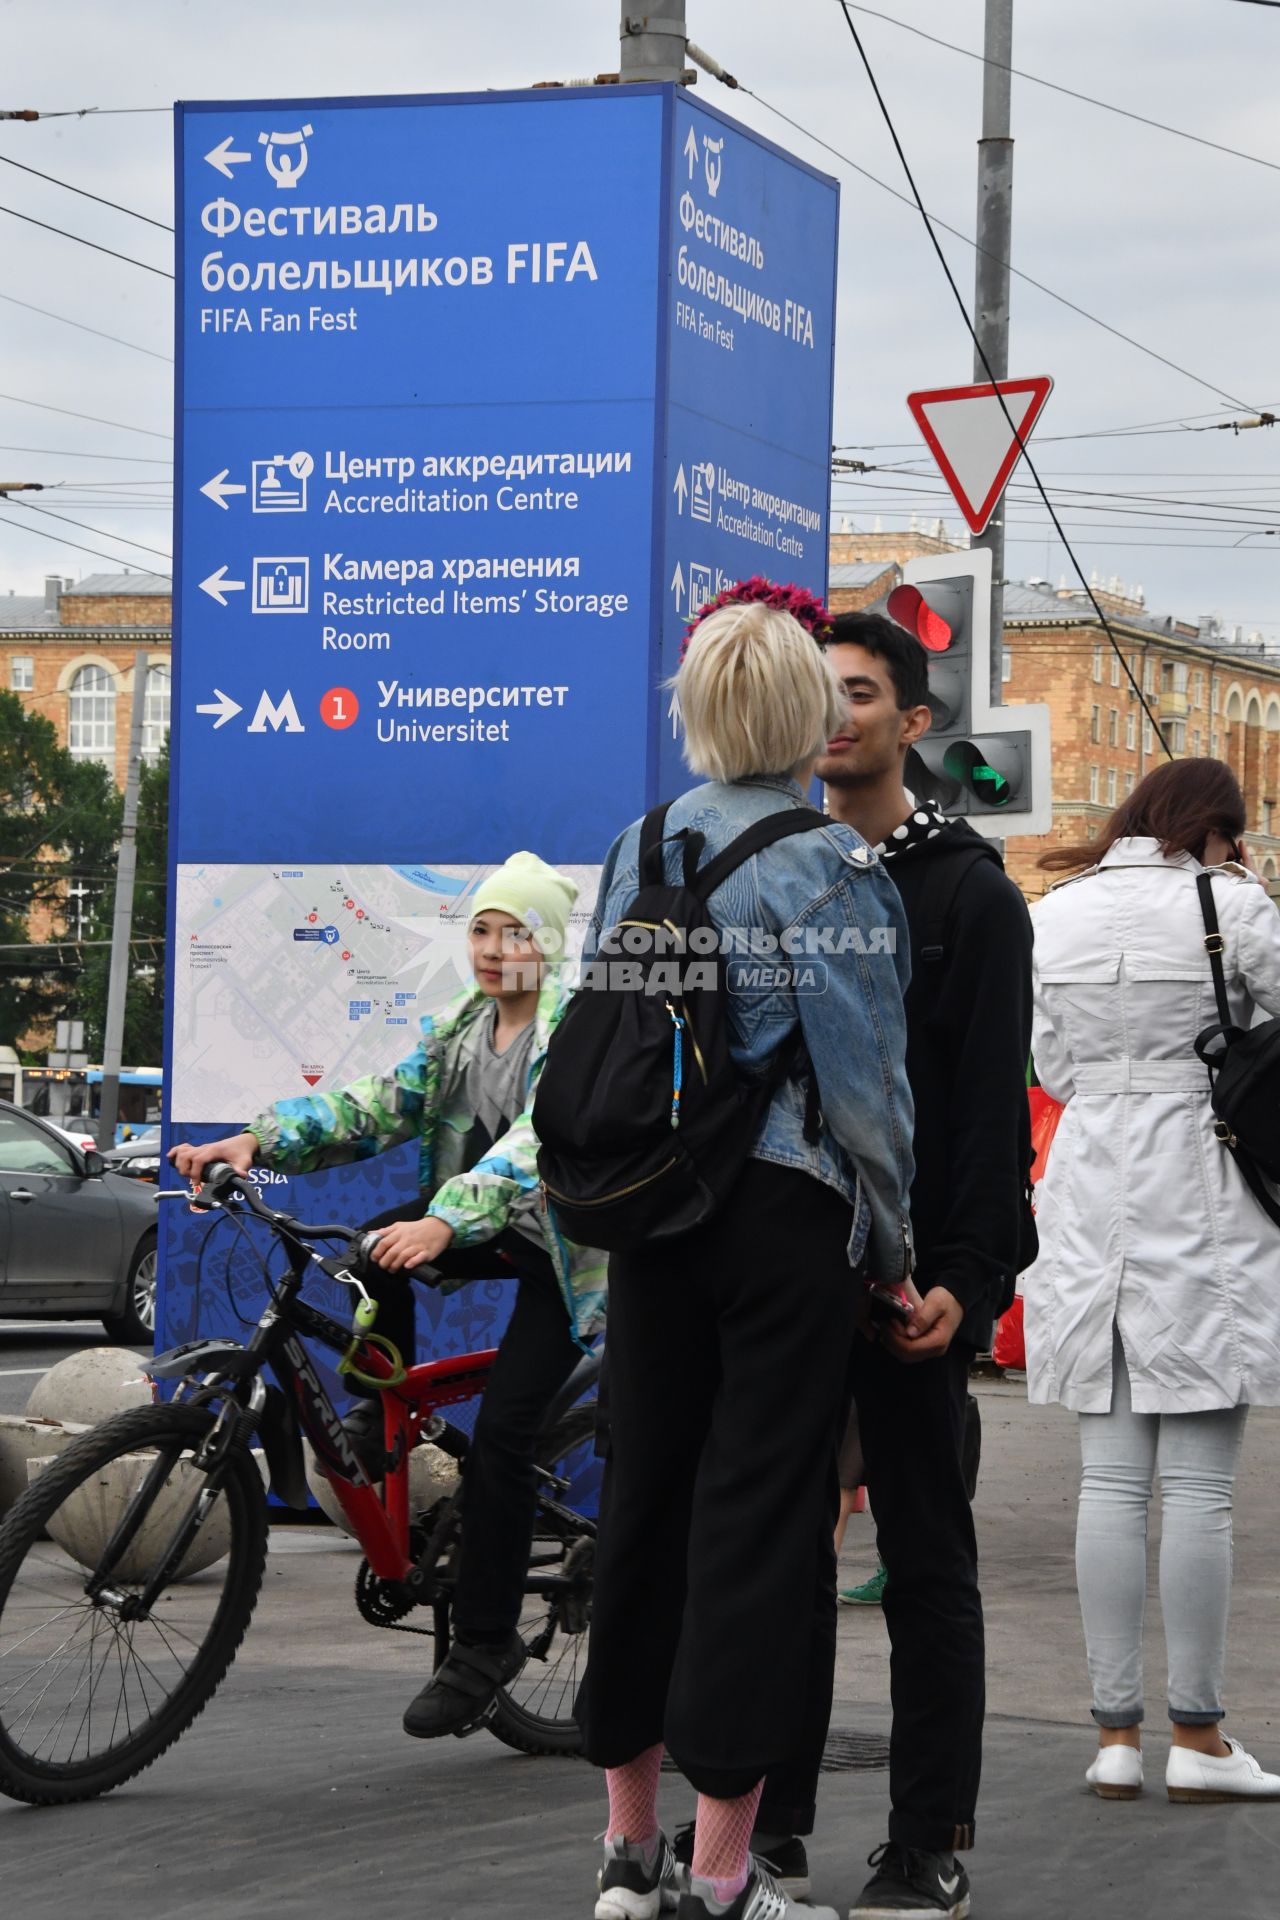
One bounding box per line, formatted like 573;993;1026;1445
867;1281;914;1328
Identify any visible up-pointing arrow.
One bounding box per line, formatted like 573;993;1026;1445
205;135;252;179
668;688;681;739
195;689;243;730
200;468;247;511
673;465;688;514
199;566;246;607
670;561;685;607
683;126;699;180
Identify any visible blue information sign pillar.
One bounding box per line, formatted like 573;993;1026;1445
166;87;837;1357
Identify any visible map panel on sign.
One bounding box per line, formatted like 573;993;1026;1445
171;861;601;1121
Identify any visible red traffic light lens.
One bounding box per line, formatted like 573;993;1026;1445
887;583;953;653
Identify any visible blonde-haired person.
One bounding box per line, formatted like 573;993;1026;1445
578;583;916;1920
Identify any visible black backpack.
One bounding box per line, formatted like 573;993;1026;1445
1194;871;1280;1227
533;800;827;1250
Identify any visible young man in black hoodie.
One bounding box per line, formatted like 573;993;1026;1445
753;608;1035;1919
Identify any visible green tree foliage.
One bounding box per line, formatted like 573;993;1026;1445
0;690;120;1046
79;739;168;1062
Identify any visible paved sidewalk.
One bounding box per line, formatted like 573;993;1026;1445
2;1376;1278;1919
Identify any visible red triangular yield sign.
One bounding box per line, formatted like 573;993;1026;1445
906;377;1053;535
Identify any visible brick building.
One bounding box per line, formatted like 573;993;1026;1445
0;572;171;789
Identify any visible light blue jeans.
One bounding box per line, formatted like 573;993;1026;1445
1076;1328;1247;1727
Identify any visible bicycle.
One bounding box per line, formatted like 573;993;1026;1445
0;1161;600;1805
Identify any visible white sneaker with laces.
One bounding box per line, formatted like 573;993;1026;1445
1085;1743;1144;1800
680;1860;838;1920
1166;1735;1280;1803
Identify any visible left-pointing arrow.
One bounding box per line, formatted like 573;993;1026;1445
200;469;246;511
205;135;252;179
199;566;246;606
195;689;242;729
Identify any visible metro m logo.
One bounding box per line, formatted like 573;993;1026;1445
247;690;306;734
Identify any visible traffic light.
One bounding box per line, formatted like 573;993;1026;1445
886;549;1052;835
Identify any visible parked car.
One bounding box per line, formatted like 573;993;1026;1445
46;1119;99;1157
0;1099;159;1345
101;1126;163;1182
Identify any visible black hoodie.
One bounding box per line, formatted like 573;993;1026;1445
878;815;1035;1349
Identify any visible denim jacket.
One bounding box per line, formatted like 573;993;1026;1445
589;775;915;1281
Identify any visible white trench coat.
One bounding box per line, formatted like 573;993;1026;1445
1025;836;1280;1414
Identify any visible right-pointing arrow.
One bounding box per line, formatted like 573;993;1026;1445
199;566;246;607
195;689;243;729
200;468;246;511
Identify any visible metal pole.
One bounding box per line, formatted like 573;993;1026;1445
619;4;689;84
971;0;1013;703
97;649;148;1150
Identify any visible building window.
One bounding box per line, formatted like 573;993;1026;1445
1143;658;1156;695
142;664;170;762
1143;718;1154;755
9;656;33;692
1192;670;1205;706
1091;704;1101;743
1125;771;1136;796
1171;720;1187;753
1093;645;1104;682
1001;647;1012;684
1089;765;1100;803
1109;709;1119;746
67;663;116;765
1174;662;1188;694
1211;730;1220;756
1107;768;1118;806
1212;681;1221;713
1110;653;1121;687
1193;729;1202;756
1126;712;1137;750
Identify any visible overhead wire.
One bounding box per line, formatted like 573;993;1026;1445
8;498;171;563
0;394;171;440
737;82;1259;413
0;291;172;362
841;3;1280;175
0;506;172;575
0;203;172;277
0;152;173;230
834;1;1177;754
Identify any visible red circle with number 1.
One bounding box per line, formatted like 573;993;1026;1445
321;688;359;730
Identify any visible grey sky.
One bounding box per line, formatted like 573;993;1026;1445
2;0;1277;638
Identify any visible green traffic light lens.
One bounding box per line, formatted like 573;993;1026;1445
943;741;1012;806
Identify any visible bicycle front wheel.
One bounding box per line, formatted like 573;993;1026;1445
0;1403;268;1805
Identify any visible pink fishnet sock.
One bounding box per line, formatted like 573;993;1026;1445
605;1743;664;1844
692;1780;765;1902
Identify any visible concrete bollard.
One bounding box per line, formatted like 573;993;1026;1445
302;1436;460;1537
25;1348;152;1427
26;1449;270;1582
0;1416;89;1518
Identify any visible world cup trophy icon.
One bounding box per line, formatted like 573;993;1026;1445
259;125;314;189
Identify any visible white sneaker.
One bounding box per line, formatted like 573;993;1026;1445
682;1861;838;1920
1085;1743;1144;1800
596;1832;685;1918
1166;1734;1280;1803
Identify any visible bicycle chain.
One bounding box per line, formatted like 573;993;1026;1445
353;1556;435;1634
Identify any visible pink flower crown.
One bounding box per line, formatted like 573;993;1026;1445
680;576;834;659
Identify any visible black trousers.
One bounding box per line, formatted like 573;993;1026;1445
575;1162;860;1799
360;1204;580;1642
758;1334;984;1852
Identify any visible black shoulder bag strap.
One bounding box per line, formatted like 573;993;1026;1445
1193;872;1280;1229
690;804;832;1143
914;845;991;970
638;802;674;887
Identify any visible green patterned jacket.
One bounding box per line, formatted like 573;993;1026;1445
245;969;605;1346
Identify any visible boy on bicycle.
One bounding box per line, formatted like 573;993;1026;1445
170;851;605;1739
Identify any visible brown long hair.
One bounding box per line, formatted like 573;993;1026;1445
1039;757;1246;874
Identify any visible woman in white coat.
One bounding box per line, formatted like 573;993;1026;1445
1027;757;1280;1804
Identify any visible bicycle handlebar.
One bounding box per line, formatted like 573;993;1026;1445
187;1162;443;1289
